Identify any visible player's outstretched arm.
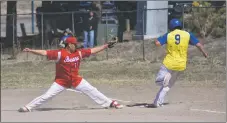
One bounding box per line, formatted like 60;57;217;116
23;48;47;56
91;37;118;54
91;44;108;54
91;43;116;54
195;43;208;58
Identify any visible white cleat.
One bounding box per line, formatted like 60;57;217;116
18;106;31;112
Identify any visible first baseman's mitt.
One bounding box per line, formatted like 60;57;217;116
107;37;118;48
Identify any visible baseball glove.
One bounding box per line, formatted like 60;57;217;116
107;37;118;48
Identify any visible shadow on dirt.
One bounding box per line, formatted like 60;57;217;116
2;107;105;112
126;102;170;108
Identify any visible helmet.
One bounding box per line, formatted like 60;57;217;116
65;37;78;44
169;19;182;30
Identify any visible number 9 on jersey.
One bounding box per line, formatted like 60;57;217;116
175;34;180;45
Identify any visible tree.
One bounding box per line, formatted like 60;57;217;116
184;2;226;38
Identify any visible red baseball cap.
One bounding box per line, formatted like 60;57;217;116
65;37;78;44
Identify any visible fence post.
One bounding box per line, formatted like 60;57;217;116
0;1;1;44
72;12;75;35
0;43;3;60
142;9;145;61
12;14;15;59
105;13;108;60
31;0;34;34
41;13;44;50
126;19;130;32
182;4;185;29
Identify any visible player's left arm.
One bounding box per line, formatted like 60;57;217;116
189;32;208;58
155;33;168;46
78;44;108;58
79;39;117;58
91;37;118;54
90;44;108;54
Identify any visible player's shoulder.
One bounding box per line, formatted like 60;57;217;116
158;33;169;39
172;29;189;34
76;48;85;53
58;48;67;53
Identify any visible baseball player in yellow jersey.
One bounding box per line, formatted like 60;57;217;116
151;18;208;108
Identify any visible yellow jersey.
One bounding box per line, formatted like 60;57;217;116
157;29;199;71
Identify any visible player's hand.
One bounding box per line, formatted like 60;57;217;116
107;37;118;48
203;52;208;58
23;48;31;52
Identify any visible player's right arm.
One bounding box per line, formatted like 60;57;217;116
23;48;47;56
155;33;168;46
23;48;60;60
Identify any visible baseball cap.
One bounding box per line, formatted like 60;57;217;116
65;37;78;44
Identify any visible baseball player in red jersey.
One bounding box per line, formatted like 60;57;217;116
18;37;123;112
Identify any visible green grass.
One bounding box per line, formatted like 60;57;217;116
1;37;226;89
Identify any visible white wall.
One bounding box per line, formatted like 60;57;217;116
145;1;168;39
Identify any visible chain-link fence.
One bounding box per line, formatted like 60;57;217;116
0;6;226;61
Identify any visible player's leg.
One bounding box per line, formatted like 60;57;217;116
153;65;179;107
168;71;180;88
74;79;123;109
18;82;66;112
153;65;171;107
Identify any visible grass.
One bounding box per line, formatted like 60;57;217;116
1;37;226;89
1;59;225;89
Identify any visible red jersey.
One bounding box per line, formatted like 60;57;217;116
46;48;91;88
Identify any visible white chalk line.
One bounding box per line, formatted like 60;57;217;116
66;88;132;103
190;108;226;114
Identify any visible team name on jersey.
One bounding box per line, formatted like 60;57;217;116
64;56;80;63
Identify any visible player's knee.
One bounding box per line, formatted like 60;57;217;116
41;93;55;100
155;76;165;86
163;73;171;87
89;87;98;92
83;86;97;93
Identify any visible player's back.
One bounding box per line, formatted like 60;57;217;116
163;29;190;71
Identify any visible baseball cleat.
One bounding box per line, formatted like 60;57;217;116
18;106;31;112
146;102;169;108
109;101;124;109
145;103;163;108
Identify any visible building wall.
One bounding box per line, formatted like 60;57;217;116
145;1;168;39
135;1;168;39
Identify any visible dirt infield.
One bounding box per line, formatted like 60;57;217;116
1;85;226;122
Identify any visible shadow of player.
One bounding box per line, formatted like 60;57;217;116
126;103;169;108
35;107;105;112
2;107;105;112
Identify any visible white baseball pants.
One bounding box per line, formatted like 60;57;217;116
24;79;113;111
153;65;180;106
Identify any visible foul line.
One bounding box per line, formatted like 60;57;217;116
66;88;132;103
190;108;226;114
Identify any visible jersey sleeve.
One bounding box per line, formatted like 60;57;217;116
46;50;60;60
189;32;199;45
80;49;91;58
157;33;168;45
